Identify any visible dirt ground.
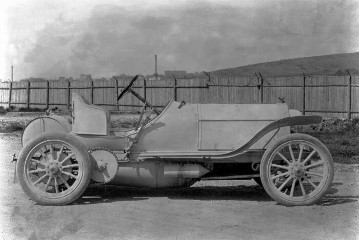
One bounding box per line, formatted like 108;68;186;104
0;133;359;240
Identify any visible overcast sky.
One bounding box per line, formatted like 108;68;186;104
1;0;359;80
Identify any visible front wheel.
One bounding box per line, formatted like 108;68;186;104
260;133;334;206
17;133;92;205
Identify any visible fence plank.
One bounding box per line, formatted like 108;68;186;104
30;81;47;108
114;78;119;111
352;76;359;118
27;81;30;108
67;79;71;110
46;80;49;109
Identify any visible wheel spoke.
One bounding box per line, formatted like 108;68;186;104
301;150;317;165
306;171;324;178
33;174;49;185
306;178;318;189
49;145;56;160
299;179;307;197
29;169;46;174
271;164;289;170
271;171;290;180
297;145;304;162
289;145;295;162
278;176;293;191
54;177;59;193
304;161;324;170
290;179;297;197
44;176;52;192
62;164;79;169
62;171;78;179
60;153;74;163
57;146;64;161
39;149;47;159
59;175;71;189
277;152;291;165
30;159;46;166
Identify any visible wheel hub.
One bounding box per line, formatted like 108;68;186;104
47;161;62;176
49;166;58;175
290;163;305;178
294;168;304;177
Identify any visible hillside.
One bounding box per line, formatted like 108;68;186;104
211;52;359;77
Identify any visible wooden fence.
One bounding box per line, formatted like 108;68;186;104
0;74;358;119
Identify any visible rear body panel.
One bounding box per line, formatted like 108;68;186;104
198;103;289;150
130;101;289;157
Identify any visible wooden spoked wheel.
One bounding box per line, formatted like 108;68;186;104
17;133;91;205
260;134;334;206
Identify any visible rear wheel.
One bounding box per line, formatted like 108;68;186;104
17;133;91;205
260;133;334;206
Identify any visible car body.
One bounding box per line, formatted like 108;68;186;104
17;75;334;206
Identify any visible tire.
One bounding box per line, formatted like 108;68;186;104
260;133;334;206
17;132;92;205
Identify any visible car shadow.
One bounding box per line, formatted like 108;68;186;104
316;196;359;206
279;182;358;207
77;181;358;207
315;182;359;206
77;184;271;205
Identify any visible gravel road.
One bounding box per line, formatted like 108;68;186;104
1;133;359;240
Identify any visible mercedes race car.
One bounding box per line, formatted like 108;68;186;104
16;75;334;206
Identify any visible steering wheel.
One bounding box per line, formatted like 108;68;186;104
117;74;161;115
117;75;139;101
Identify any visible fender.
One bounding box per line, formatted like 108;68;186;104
21;115;71;147
210;116;322;160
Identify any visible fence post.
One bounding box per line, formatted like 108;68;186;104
89;77;93;104
256;73;264;103
260;75;264;103
346;70;352;120
143;77;147;109
173;75;177;101
114;77;118;111
203;72;211;104
27;80;30;109
204;71;211;88
302;74;306;115
67;79;71;110
8;81;12;108
46;80;50;109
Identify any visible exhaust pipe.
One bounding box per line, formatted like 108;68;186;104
164;164;210;178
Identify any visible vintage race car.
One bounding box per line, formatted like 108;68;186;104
17;75;334;206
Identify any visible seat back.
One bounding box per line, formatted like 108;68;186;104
72;92;110;135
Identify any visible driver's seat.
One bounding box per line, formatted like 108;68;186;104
71;92;110;135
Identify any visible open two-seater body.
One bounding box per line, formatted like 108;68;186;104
17;75;334;206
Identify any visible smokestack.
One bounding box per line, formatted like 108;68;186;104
155;54;158;80
11;66;13;82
